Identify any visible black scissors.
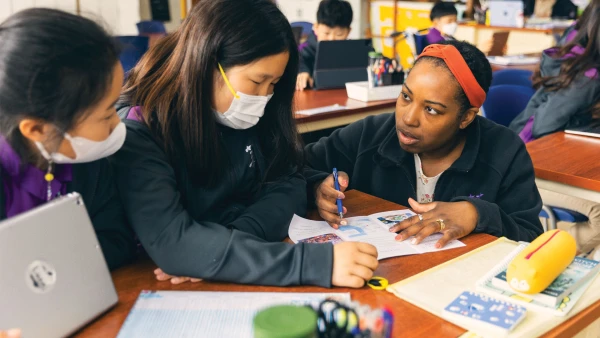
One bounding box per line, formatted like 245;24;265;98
314;299;361;338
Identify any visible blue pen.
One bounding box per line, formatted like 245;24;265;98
332;168;344;219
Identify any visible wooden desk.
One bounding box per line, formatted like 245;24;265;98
76;190;600;337
527;132;600;203
459;23;566;35
294;89;396;133
490;62;540;73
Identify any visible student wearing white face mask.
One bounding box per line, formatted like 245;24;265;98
114;0;379;288
426;2;459;45
0;9;136;271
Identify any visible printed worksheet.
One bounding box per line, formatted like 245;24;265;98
118;291;350;338
289;210;465;260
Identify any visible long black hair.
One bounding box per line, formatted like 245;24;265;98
122;0;303;187
0;8;120;164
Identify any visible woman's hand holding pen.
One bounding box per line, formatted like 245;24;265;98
315;171;350;229
389;198;478;248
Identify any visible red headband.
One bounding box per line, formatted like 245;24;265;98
418;44;486;108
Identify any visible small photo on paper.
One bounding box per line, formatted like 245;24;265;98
299;233;344;245
377;213;413;225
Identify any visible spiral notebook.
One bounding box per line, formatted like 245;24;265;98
475;244;597;316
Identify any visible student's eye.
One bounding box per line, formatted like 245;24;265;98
251;80;261;85
400;92;411;101
425;106;439;115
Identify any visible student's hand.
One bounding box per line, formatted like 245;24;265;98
315;171;350;229
296;72;313;91
332;242;378;288
0;329;21;338
154;268;202;285
389;198;478;248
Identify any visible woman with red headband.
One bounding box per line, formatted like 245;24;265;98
305;40;544;247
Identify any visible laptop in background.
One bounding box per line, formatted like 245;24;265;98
0;193;118;338
565;120;600;138
313;39;372;90
489;0;524;27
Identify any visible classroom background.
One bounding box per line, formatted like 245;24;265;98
1;0;600;337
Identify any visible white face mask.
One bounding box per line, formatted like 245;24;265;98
35;122;127;164
213;63;273;130
441;22;458;37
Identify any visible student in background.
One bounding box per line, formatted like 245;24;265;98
510;0;599;141
0;9;136;271
305;41;543;247
115;0;378;288
426;1;458;45
511;0;600;258
296;0;353;91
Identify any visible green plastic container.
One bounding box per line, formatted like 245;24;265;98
253;305;317;338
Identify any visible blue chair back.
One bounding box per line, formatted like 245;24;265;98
291;21;314;37
413;34;429;55
491;69;534;88
482;85;536;127
136;21;167;35
115;36;149;75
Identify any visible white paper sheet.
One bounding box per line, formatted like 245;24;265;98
289;210;466;260
117;291;350;338
296;104;347;116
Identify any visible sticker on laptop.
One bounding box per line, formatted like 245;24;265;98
26;260;57;293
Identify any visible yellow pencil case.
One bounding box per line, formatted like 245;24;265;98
506;229;576;294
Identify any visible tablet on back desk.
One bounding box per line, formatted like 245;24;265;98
313;39;372;90
0;193;117;338
565;120;600;138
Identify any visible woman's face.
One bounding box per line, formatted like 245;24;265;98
19;63;124;159
213;52;289;114
394;59;476;155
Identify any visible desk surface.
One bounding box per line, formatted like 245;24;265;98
76;190;600;337
459;23;568;35
527;132;600;193
294;89;396;124
490;62;540;72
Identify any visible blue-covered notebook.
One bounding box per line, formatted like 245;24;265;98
443;291;527;334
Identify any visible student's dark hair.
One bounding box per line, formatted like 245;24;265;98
414;40;492;115
121;0;302;187
430;1;458;21
535;0;600;92
0;8;120;164
317;0;353;28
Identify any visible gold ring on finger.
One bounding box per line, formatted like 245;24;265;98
436;219;445;231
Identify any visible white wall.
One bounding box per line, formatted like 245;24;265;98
0;0;140;35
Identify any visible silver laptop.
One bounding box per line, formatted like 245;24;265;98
0;193;117;338
489;0;524;27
